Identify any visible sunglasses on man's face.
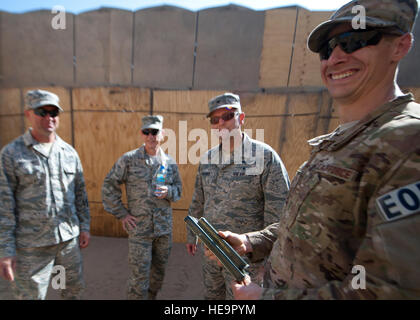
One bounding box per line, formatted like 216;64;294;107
33;108;60;118
319;30;383;61
209;111;237;125
142;129;159;136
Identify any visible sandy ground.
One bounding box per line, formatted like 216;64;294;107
0;236;204;300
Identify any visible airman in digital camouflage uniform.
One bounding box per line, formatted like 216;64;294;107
214;0;420;299
102;115;182;300
0;90;90;300
186;93;290;299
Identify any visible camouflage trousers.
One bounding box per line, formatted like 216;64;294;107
202;254;264;300
11;237;85;300
127;233;172;300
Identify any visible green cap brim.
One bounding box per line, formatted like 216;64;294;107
307;16;401;53
28;100;63;111
206;104;241;118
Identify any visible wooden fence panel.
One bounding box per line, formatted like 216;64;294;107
288;9;331;87
0;115;23;148
259;8;297;88
2;86;419;241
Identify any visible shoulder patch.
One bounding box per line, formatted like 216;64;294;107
316;164;358;181
376;181;420;222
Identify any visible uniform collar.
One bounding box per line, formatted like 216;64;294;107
308;94;415;152
139;144;169;166
23;129;65;156
207;132;255;166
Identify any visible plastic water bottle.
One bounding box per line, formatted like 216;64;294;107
154;164;166;196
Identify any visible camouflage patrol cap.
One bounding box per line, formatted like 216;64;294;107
25;89;63;111
308;0;419;53
141;115;163;130
207;92;242;117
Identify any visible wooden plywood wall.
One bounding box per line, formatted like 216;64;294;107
259;8;297;88
287;9;332;87
1;86;419;241
153;90;223;241
1;2;419;242
259;8;331;89
0;89;23;147
72;87;151;239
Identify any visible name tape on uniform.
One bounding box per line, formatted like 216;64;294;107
376;181;420;222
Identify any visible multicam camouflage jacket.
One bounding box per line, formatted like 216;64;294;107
187;133;290;244
0;130;90;258
102;145;182;237
247;94;420;299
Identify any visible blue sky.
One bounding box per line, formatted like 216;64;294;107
0;0;356;13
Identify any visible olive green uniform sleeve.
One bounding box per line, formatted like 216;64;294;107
187;164;205;244
102;155;130;220
166;162;182;203
262;145;420;299
74;153;90;232
0;148;18;258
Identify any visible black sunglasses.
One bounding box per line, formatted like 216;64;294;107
33;107;60;118
209;111;237;125
142;129;159;136
319;30;383;60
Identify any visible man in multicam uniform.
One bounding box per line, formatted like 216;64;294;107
186;93;290;299
211;0;420;300
0;89;90;300
102;115;182;300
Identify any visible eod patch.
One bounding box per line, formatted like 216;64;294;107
376;181;420;222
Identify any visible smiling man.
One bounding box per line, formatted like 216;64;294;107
0;89;90;299
210;0;420;299
186;93;290;300
102;115;182;300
